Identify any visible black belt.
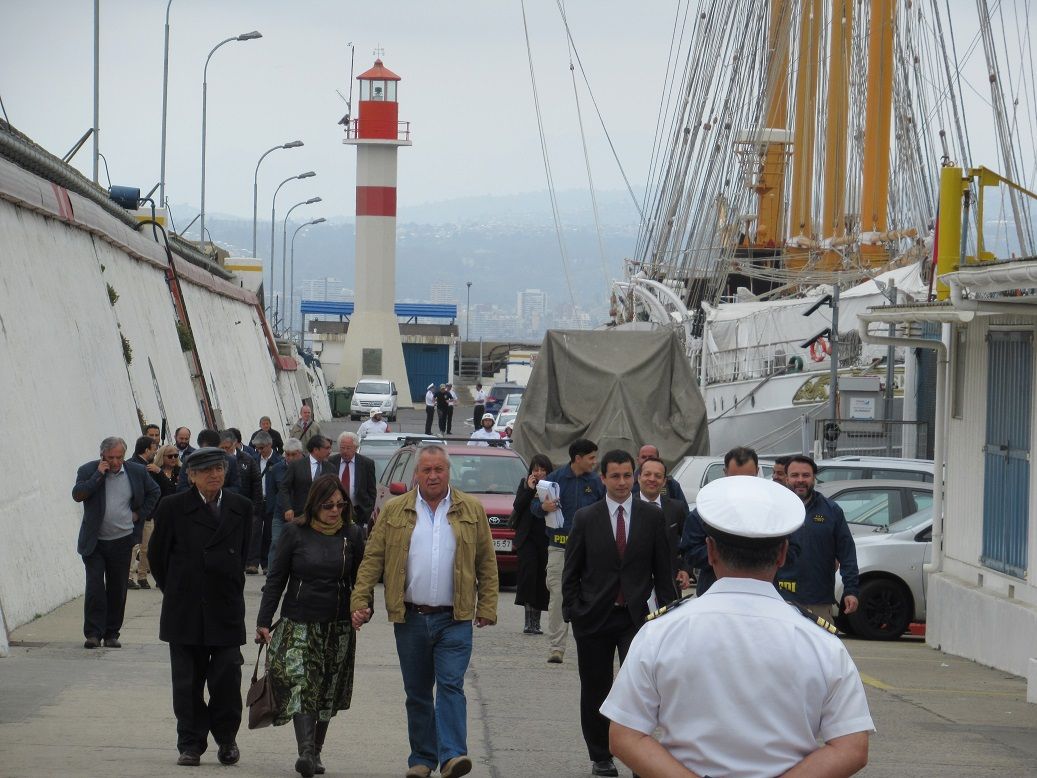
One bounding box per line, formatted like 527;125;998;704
404;602;453;615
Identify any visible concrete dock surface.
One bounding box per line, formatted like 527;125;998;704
2;575;1037;778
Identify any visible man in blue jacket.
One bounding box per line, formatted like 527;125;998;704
532;438;605;664
777;455;860;619
73;435;160;648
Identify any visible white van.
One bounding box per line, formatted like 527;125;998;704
349;377;399;422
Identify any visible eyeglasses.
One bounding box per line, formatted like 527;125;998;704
319;501;349;511
165;454;179;459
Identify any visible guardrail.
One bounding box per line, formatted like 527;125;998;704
813;419;931;459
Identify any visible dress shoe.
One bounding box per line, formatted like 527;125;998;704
217;742;240;765
137;578;151;590
404;765;432;778
177;752;201;767
441;755;473;778
547;649;564;664
127;578;139;590
245;565;260;575
591;759;619;777
83;637;101;649
103;638;122;648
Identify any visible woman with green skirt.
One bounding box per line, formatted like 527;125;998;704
256;474;365;777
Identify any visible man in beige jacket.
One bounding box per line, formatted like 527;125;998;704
352;444;498;778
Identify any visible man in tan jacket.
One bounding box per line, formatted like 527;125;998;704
352;444;497;778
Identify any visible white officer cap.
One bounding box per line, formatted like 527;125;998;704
697;475;804;542
481;413;495;421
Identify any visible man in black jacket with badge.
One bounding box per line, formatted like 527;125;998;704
150;448;253;768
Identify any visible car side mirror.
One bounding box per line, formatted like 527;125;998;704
389;482;408;496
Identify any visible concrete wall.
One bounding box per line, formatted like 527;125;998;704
928;315;1037;697
0;157;323;652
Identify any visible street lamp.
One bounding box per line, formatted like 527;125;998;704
199;29;262;250
270;171;316;317
283;198;322;331
291;217;327;342
159;0;173;206
253;140;303;261
466;281;472;341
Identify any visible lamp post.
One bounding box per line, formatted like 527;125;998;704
200;30;262;249
466;280;472;341
254;140;303;263
283;198;322;332
159;0;173;206
270;172;316;318
292;217;327;343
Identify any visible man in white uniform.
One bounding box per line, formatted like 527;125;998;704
468;413;500;446
602;476;873;778
357;409;390;439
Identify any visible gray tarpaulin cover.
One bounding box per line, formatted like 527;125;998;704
511;329;709;467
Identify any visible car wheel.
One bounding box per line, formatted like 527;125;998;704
846;578;913;640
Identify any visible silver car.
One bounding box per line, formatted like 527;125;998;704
834;506;932;640
818;479;933;537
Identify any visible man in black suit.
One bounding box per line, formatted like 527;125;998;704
219;431;264;574
636;456;694;592
562;449;677;778
327;431;377;528
277;434;334;522
149;448;252;767
72;436;161;648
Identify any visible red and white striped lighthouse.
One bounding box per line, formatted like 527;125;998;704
337;58;412;392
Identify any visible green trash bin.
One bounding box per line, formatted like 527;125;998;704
328;387;354;418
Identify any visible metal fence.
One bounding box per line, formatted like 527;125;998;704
812;419;931;460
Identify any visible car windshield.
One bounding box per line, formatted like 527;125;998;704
356;381;389;394
450;454;527;494
360;438;403;451
886;505;932;534
367;450;396;480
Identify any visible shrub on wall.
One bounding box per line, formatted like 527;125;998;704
176;321;195;352
107;283;119;306
121;334;133;365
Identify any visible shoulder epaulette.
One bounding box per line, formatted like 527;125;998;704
645;596;688;622
790;602;838;634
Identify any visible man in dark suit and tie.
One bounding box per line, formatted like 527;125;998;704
636;456;694;592
73;436;161;648
149;448;253;767
562;449;676;777
243;431;281;574
327;431;377;529
277;434;334;522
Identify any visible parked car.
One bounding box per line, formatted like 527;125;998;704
349;377;399;422
360;433;443;480
493;411;517;434
818;479;933;536
373;441;528;578
834;506;932;639
484;383;525;415
500;392;524;414
815;456;934;484
671;456;775;504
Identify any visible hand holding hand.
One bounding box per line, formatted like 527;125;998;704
351;608;372;630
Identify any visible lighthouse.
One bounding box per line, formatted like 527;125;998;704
337;58;412;395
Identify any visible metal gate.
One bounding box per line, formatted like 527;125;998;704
980;330;1032;578
403;343;449;403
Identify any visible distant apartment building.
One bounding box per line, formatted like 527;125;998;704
298;277;354;323
430;280;457;305
516;289;546;333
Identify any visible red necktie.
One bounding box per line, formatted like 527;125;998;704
341;460;351;498
615;505;626;605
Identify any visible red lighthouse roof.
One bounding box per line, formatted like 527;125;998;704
357;59;401;81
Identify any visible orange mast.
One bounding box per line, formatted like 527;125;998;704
859;0;895;266
788;0;823;268
820;0;853;269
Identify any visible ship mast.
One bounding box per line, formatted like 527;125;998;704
859;0;896;266
820;0;853;269
788;0;822;265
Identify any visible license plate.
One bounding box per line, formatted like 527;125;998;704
493;538;513;553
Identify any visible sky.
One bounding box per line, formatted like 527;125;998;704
0;0;674;230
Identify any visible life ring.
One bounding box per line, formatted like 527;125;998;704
787;355;804;372
809;337;831;362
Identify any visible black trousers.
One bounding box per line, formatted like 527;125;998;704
574;608;638;762
246;511;272;568
472;404;484;428
437;407;449;433
425;406;435;434
169;643;244;754
514;536;549;610
445;406;455;434
82;534;134;640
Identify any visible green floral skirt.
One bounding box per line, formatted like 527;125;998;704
268;617;356;725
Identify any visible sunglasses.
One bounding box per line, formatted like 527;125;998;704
320;501;349;511
165;454;179;459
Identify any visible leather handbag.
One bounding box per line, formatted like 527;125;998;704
246;643;276;729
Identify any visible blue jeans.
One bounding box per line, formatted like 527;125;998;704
393;611;473;770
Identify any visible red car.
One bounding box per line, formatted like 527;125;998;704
372;442;528;578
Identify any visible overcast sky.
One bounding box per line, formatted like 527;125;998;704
1;1;675;228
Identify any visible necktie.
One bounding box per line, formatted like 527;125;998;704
207;499;220;520
341;459;351;498
312;461;319;479
615;505;627;605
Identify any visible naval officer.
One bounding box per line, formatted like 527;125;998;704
601;476;873;778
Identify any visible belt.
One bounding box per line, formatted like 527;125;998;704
404;602;453;615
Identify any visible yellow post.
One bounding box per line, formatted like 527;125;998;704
788;0;823;269
936;166;965;301
859;0;895;267
820;0;853;270
755;0;793;248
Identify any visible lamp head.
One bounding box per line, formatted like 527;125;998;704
305;197;322;205
310;218;327;225
237;31;262;41
283;140;304;149
297;171;316;180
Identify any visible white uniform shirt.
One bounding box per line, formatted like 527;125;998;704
405;489;456;607
474;389;487;405
601;577;874;778
425;390;436;407
468;428;499;446
357;419;389;439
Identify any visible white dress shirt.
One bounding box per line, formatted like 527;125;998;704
639;492;662;508
259;453;274;497
604;495;634;543
474;389;487;404
309;455;322;480
405;489;456;607
337;457;355;502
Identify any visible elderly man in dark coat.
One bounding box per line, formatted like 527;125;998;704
149;448;253;768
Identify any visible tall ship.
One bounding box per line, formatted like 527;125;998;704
608;0;1036;455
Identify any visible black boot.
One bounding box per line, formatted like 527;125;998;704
293;714;317;777
531;609;543;635
313;720;329;775
523;605;535;634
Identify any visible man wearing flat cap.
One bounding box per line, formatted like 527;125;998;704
149;448;253;768
602;476;873;778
